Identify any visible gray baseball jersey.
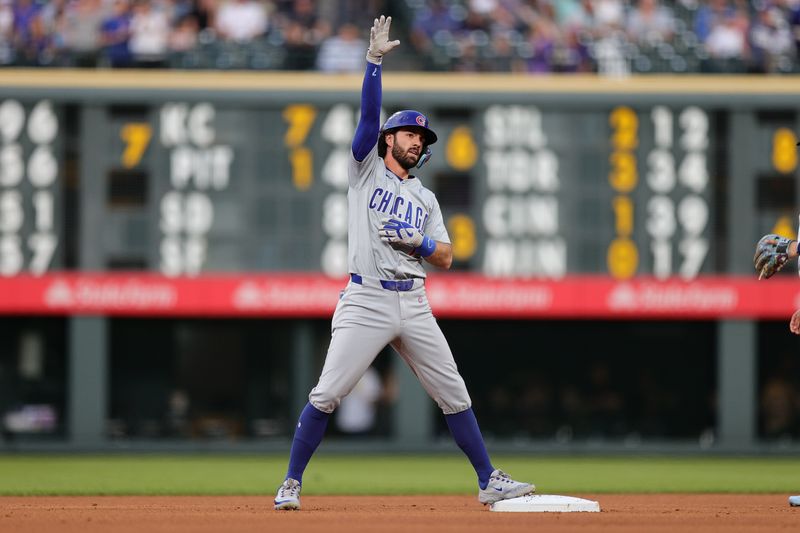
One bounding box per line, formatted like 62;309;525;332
347;144;450;280
308;145;471;416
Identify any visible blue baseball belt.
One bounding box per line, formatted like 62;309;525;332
350;273;419;292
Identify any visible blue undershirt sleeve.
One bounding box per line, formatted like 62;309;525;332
351;63;382;162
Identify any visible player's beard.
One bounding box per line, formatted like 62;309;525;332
392;144;420;170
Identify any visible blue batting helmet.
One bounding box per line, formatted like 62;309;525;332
380;110;438;168
381;110;438;146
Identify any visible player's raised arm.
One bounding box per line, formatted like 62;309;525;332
351;16;399;162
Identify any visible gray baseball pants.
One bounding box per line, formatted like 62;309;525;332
308;275;472;415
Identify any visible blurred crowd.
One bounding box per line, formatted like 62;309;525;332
473;359;717;442
1;0;799;73
410;0;800;74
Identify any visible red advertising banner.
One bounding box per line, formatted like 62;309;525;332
0;272;796;319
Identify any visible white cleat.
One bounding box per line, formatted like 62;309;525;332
478;469;535;505
274;478;301;510
789;495;800;507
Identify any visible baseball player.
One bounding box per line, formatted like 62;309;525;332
274;15;534;511
753;229;800;506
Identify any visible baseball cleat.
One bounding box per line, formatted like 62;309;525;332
274;478;301;510
478;469;535;505
789;495;800;507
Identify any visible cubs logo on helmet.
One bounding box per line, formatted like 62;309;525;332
381;110;438;146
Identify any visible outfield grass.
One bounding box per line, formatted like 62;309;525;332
0;455;799;495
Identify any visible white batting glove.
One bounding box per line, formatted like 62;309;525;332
366;15;400;65
379;217;437;257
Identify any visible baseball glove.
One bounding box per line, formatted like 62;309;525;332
754;234;796;279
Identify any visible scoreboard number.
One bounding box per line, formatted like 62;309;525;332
0;99;59;276
608;106;639;279
284;104;317;191
772;128;797;174
645;106;710;279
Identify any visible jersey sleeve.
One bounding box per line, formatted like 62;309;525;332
424;195;451;244
348;142;380;189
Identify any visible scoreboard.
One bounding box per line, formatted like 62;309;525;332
0;99;62;275
0;71;798;318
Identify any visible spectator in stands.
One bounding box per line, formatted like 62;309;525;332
0;0;795;75
523;14;560;73
58;0;106;67
703;4;749;71
591;0;625;30
749;6;794;73
13;0;41;42
0;0;13;65
483;0;520;35
37;0;65;44
693;0;732;43
12;0;42;64
760;373;797;439
16;7;53;66
485;31;526;72
550;36;591;71
282;0;330;70
626;0;675;45
100;0;133;68
410;0;460;69
334;366;383;436
790;3;800;61
189;0;215;31
169;14;200;54
316;22;367;73
215;0;269;43
461;5;492;34
558;0;597;34
328;0;384;29
455;41;483;72
170;0;196;22
588;0;629;76
129;0;171;67
449;5;492;71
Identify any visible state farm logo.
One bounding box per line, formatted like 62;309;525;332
44;280;74;306
233;282;263;308
427;282;552;311
607;284;636;310
607;283;738;312
44;278;177;309
232;280;340;311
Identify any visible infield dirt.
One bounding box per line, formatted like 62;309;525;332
0;494;795;533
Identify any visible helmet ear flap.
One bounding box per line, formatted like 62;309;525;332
416;146;432;168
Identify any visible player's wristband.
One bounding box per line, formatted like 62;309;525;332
416;235;436;258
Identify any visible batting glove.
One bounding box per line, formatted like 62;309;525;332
366;15;400;65
379;217;437;257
